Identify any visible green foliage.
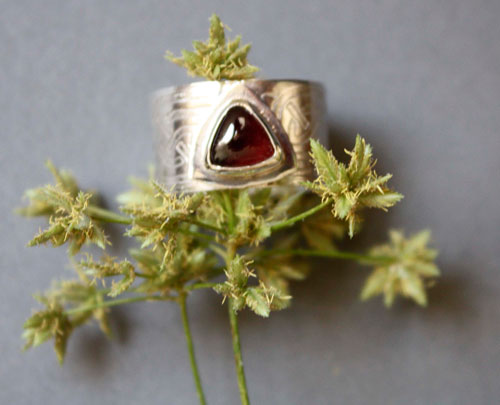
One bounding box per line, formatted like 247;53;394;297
23;298;73;364
213;255;291;317
360;230;440;307
18;162;108;255
79;255;136;298
19;131;437;363
166;14;259;80
116;174;159;208
27;190;109;255
130;236;218;294
120;181;204;250
48;279;112;337
17;161;80;217
298;196;346;250
306;136;403;237
203;190;271;246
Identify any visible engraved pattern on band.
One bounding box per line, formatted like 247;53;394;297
152;80;326;192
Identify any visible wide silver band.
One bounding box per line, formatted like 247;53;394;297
151;79;326;192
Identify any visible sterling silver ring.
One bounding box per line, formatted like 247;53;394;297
151;79;326;192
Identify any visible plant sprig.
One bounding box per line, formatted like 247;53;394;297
19;133;437;368
166;14;259;80
361;230;439;306
306;136;403;237
18;14;441;405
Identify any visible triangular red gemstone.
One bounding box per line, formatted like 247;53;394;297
210;106;275;167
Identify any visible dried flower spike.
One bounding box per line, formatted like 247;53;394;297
361;230;440;307
166;14;259;80
306;136;403;237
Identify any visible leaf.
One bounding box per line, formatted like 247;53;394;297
334;195;352;219
309;139;341;192
358;191;403;210
360;268;387;301
412;262;440;277
245;288;270;317
400;271;427;306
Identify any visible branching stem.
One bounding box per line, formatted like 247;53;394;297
184;218;227;235
87;206;226;236
255;248;394;265
86;206;132;225
65;294;172;315
185;282;218;291
177;227;216;242
223;192;235;233
269;199;331;232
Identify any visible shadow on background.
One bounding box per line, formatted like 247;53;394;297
70;306;132;377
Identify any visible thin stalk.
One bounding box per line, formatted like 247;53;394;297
228;300;250;405
87;206;225;237
65;294;171;315
224;239;250;405
269;199;331;232
185;282;218;291
255;248;394;265
222;191;235;233
209;243;228;261
184;218;227;235
179;293;207;405
177;227;216;241
86;205;132;225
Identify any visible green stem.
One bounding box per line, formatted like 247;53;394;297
65;294;171;315
185;282;218;291
269;199;331;232
224;240;250;405
86;205;132;225
209;243;228;261
255;248;394;265
222;192;235;233
88;205;226;238
184;218;227;235
179;293;207;405
177;227;216;241
228;300;250;405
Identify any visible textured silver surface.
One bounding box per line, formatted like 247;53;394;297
2;1;500;404
152;80;325;191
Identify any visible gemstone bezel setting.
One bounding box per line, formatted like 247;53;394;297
207;102;281;170
191;81;298;189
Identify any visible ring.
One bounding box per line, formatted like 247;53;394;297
151;79;326;192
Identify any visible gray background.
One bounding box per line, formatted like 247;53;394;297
1;0;499;404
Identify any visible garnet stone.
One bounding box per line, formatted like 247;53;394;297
209;106;275;167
